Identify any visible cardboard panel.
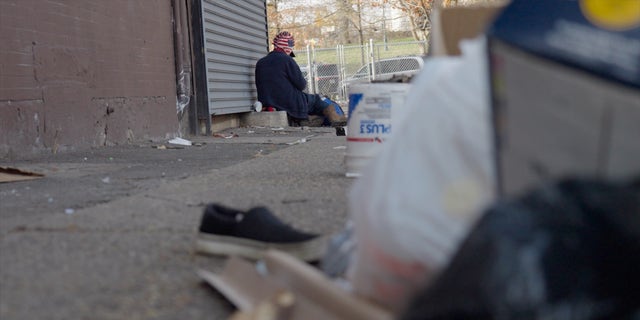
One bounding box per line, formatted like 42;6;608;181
488;0;640;196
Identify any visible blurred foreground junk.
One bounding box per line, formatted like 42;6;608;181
345;0;640;315
488;0;640;196
401;176;640;320
347;35;495;313
198;250;392;320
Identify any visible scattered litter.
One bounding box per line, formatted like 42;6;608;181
286;138;307;145
108;157;114;161
0;166;44;183
247;130;255;134
287;135;315;145
213;133;238;139
83;157;88;161
64;208;75;215
101;177;111;184
333;146;347;150
154;144;184;150
271;127;285;131
177;158;183;162
253;102;263;113
168;137;192;146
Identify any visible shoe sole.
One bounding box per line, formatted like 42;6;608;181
195;232;328;262
330;120;347;127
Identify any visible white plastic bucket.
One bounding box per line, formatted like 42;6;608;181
345;82;411;177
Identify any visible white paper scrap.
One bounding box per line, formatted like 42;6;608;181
168;137;192;146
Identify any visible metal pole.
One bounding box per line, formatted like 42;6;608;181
305;44;315;94
369;39;376;81
383;4;388;51
338;45;346;101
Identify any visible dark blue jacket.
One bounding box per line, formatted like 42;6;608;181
255;50;309;119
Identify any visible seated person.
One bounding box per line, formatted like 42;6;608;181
255;31;346;127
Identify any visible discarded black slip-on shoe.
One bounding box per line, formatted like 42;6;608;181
195;204;328;262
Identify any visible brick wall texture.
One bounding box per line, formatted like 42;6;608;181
0;0;179;158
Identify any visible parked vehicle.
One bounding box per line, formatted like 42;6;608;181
300;63;341;99
313;63;340;98
343;56;426;88
301;66;310;92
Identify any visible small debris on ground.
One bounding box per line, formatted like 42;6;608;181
169;137;193;146
213;133;239;139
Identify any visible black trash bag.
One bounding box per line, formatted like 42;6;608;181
401;177;640;320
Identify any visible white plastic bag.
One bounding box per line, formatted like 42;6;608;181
346;37;496;313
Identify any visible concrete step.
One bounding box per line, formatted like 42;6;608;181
240;111;289;127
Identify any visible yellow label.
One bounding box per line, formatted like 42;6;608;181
580;0;640;30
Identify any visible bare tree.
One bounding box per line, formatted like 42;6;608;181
368;0;502;45
336;0;353;44
368;0;434;43
267;0;503;49
266;0;283;47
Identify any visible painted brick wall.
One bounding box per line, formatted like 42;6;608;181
0;0;179;158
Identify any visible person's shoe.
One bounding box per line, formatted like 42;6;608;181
195;204;328;262
322;105;347;127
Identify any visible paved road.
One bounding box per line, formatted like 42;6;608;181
0;126;354;320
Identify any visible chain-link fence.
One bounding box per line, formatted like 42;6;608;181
294;40;428;102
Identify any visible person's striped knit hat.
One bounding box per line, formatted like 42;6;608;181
273;31;295;57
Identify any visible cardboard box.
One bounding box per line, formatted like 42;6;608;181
429;4;505;56
487;0;640;196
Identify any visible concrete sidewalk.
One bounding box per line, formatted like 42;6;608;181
0;126;354;320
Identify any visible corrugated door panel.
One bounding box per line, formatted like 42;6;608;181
200;0;268;115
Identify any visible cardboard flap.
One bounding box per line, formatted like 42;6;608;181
0;166;44;183
430;5;505;56
263;250;392;320
196;256;286;311
198;251;393;320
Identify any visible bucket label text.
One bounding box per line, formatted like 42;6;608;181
359;120;391;134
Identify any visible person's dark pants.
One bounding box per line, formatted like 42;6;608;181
306;93;331;117
284;93;332;126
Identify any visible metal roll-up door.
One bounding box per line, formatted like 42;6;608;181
200;0;268;115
